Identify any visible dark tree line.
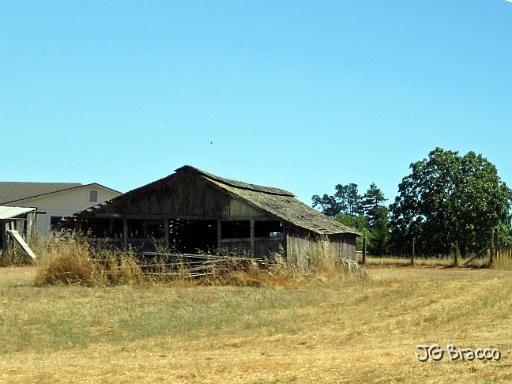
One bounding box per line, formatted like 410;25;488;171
312;148;512;259
312;183;389;255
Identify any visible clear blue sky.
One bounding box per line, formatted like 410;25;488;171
1;1;511;205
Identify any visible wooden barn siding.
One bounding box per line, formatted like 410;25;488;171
286;229;356;271
254;238;285;258
343;234;357;259
79;172;285;255
98;172;265;219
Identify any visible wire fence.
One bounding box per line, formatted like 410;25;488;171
355;247;512;269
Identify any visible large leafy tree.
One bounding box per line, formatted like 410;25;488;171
390;148;512;258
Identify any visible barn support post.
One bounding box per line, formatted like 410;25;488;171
122;217;128;251
250;218;255;256
15;219;23;233
163;218;169;249
108;218;114;236
216;220;222;254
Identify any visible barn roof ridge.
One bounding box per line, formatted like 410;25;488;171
176;165;294;197
77;165;358;236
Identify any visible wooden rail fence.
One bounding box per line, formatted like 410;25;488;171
94;252;270;278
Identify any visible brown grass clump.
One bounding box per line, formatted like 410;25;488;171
34;236;147;287
94;250;147;286
216;258;296;287
34;237;95;286
0;248;25;267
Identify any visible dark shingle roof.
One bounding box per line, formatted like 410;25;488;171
0;182;82;204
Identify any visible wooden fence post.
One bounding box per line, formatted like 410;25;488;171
362;235;366;265
411;237;415;266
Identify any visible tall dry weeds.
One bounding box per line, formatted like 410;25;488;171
34;237;96;286
0;248;27;267
34;236;146;286
33;235;365;287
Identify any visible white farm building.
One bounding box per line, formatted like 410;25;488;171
0;182;120;235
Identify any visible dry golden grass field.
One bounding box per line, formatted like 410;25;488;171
0;265;511;384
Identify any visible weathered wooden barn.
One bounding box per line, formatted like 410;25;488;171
72;166;358;268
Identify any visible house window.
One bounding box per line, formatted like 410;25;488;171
89;190;98;203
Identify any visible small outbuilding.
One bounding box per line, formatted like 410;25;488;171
72;166;358;268
0;206;37;259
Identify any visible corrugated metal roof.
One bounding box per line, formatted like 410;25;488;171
0;206;36;220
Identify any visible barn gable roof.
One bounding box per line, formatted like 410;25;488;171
79;166;358;236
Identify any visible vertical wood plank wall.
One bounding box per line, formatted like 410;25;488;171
286;230;356;271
